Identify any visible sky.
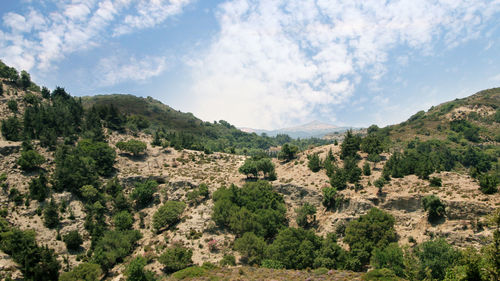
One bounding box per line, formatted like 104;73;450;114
1;0;500;130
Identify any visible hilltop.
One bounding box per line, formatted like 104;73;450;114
0;61;498;281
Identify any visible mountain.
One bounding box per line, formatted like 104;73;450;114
0;61;499;280
240;120;357;139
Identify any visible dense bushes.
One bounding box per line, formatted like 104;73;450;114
0;219;61;280
422;195;446;222
238;156;276;180
125;257;156;281
59;263;102;281
212;181;287;238
131;180;158;208
152;201;186;232
63;230;83;251
113;210;134;230
92;230;142;271
116;139;147;156
344;208;397;270
17;149;45;171
295;202;317;228
159;245;193;273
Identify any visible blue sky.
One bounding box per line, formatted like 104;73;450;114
1;0;500;130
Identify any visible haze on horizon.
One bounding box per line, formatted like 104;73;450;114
1;0;499;130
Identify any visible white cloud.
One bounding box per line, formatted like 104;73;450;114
0;0;193;74
96;55;167;86
187;0;500;129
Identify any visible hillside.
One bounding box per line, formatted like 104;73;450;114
0;62;498;281
385;88;500;144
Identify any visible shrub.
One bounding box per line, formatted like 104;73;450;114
415;239;460;280
219;254;236;266
77;139;116;176
429;177;442;187
92;230;142;271
363;162;371;176
113;210;134;230
479;174;498;194
234;232;267;265
0;224;61;280
322;187;338;210
261;259;285;269
158;246;193;273
7;99;18;112
152;201;186;232
59;263;102;281
308;153;321;172
125;256;156;281
295;202;317;228
266;227;323;269
278;143;298;161
313;233;346;269
362;268;401;281
370;243;404;277
212;181;287;239
131;180;158;208
28;173;49;202
63;230;83;251
172;266;205;279
17;150;45;171
116;139;147;156
43;199;59;228
344;208;397;270
1;116;22;141
422;195;446;222
341;130;361;159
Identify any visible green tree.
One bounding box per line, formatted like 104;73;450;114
114;210;134;230
344;208;397;271
234;232;267;265
53;145;98;194
59;263;102;281
43;199;60;228
63;230;83;251
341;130;361;159
313;233;346;269
415;239;460;280
266;227;322;269
41;86;51;99
7;99;18;113
125;256;156;281
77;139;116;176
322;187;338;210
152;201;186;232
238;158;258;178
422;195;446;222
278;143;298;161
371;243;405;277
17;149;45;171
212;181;287;239
308;153;321;172
20;70;31;90
131;180;158;209
295;202;317;228
363;162;371;176
92;230;142;271
116;139;147;156
1;116;22;141
158;246;193;273
29;173;49;202
479;174;499;194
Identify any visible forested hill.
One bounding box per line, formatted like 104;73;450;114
0;59;330;155
81;94;332;154
375;87;500;144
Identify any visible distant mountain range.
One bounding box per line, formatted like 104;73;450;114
239;120;358;139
